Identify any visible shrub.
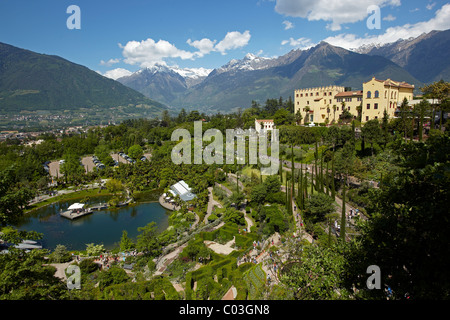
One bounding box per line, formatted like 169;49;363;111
78;258;99;274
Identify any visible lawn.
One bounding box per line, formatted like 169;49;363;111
24;188;113;213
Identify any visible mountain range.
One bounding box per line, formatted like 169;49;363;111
117;29;450;113
355;29;450;84
0;29;448;117
0;42;165;114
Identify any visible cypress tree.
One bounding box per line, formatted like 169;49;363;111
279;158;283;184
320;151;324;193
285;176;288;210
304;170;308;201
299;163;303;209
340;176;347;242
314;140;318;192
291;143;295;200
331;152;335;199
325;160;329;196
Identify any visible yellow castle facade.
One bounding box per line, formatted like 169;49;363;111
294;77;415;124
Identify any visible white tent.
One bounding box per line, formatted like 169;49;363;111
68;203;85;211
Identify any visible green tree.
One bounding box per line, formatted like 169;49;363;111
223;208;245;226
0;166;34;226
136;222;161;257
50;244;72;263
119;230;135;252
275;242;349;300
86;243;105;256
0;247;68;299
398;97;411;141
250;183;267;204
361;119;381;155
177;108;187;123
304;193;335;224
128;144;144;160
105;178;125;195
295;109;303;125
381;110;390;149
264;175;281;194
422;80;450;130
60;153;85;185
414;98;431;141
273;108;293;126
344;132;450;299
98;266;130;290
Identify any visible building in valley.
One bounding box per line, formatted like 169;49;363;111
362;77;415;122
294;77;415;124
255;119;275;132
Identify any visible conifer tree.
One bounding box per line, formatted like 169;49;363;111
340;177;347;242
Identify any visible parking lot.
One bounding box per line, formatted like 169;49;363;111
48;153;151;178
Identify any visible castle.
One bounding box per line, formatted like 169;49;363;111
294;77;415;124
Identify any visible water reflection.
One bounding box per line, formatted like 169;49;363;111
14;193;169;251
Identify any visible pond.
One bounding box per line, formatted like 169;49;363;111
14;192;170;251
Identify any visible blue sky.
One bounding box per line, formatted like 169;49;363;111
1;0;449;79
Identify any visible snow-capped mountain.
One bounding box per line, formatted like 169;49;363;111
131;64;212;84
352;29;450;83
214;53;276;74
116;29;449;112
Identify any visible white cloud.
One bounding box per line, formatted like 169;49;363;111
282;20;294;30
100;58;120;66
120;38;196;68
102;68;133;80
281;37;315;49
323;3;450;49
215;30;251;55
120;31;251;67
274;0;401;31
186;38;217;57
383;14;396;21
426;2;436;10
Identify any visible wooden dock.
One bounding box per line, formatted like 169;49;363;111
60;208;94;220
91;203;108;211
59;199;132;220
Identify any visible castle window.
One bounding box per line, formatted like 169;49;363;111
375;90;379;98
367;104;370;109
374;103;378;109
367;91;372;99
